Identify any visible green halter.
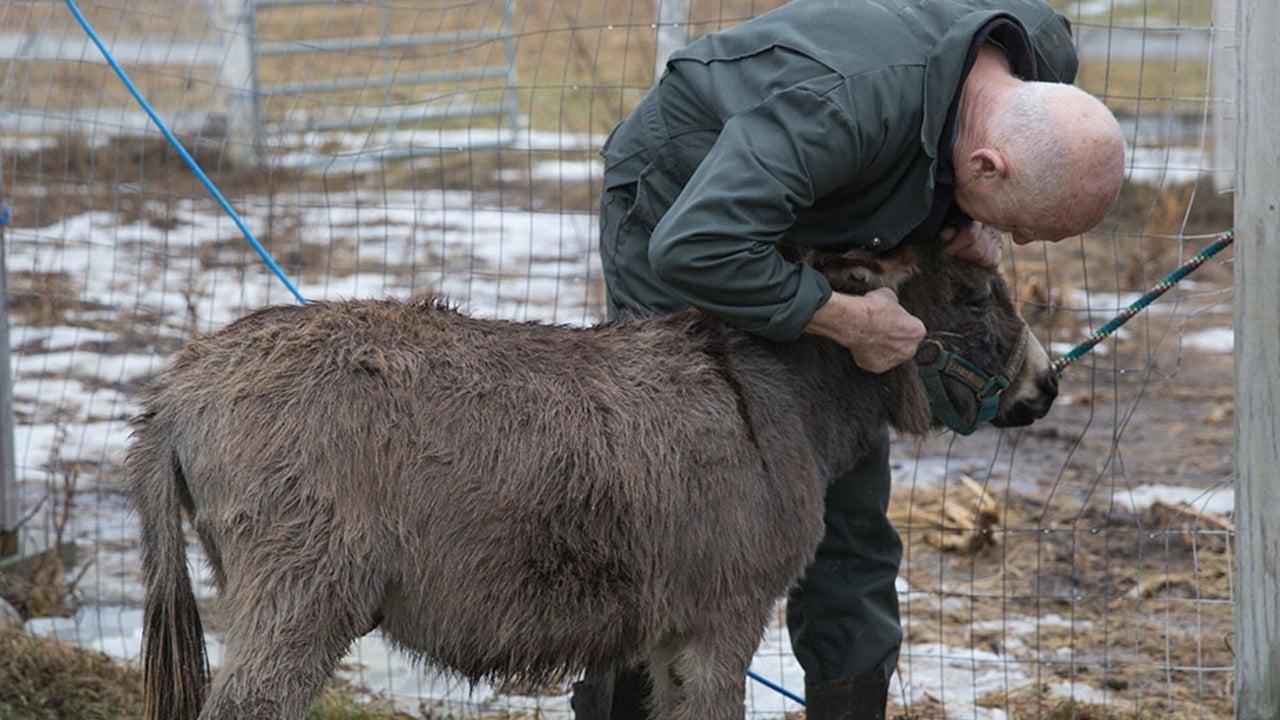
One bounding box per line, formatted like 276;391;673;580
916;326;1030;436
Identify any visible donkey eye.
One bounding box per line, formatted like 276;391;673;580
966;294;994;311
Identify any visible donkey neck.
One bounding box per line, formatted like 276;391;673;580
720;329;898;481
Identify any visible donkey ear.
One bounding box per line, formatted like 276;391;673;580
875;245;925;292
790;247;885;293
790;245;925;294
883;362;933;437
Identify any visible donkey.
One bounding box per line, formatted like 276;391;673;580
127;239;1058;720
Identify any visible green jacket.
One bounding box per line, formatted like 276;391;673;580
600;0;1078;339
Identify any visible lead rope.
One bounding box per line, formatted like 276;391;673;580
1051;230;1235;376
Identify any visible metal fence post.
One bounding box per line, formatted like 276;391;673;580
201;0;263;167
654;0;689;81
1211;0;1236;191
0;193;18;561
502;0;520;143
1234;0;1280;716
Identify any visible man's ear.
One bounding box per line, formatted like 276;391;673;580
966;147;1008;179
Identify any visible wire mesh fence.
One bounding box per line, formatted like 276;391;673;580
0;0;1241;717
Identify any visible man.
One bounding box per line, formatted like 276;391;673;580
572;0;1126;718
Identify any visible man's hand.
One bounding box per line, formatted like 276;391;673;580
940;221;1004;268
805;289;926;373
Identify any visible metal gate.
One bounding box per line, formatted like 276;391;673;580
204;0;520;167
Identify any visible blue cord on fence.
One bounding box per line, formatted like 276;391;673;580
65;0;811;707
63;0;307;306
748;669;807;705
1051;230;1235;376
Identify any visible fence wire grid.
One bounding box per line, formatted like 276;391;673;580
0;0;1242;718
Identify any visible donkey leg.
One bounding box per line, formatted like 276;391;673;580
644;652;678;719
197;592;373;720
648;625;758;720
666;648;749;720
195;533;385;720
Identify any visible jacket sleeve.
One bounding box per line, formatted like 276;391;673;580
645;85;872;341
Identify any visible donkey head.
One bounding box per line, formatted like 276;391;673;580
785;241;1059;436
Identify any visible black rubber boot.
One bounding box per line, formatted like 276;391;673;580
569;677;614;720
803;671;889;720
570;666;652;720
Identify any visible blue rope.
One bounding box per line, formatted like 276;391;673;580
748;669;806;705
68;0;820;705
63;0;307;305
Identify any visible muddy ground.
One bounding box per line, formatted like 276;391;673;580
883;184;1236;718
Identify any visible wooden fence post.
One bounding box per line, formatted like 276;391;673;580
1234;0;1280;716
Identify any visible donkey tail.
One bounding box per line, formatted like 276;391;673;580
127;415;209;720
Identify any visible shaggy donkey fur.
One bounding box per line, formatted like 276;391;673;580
127;242;1057;720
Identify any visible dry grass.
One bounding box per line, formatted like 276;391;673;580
0;0;209;38
1;0;1216;134
1058;0;1213;28
1005;176;1232;335
0;628;418;720
2;134;600;233
0;628;146;720
1076;58;1212;116
242;0;778;133
3;270;92;326
0;57;222;118
888;481;1234;720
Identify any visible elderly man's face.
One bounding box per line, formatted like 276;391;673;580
955;188;1078;245
955;193;1061;245
991;221;1061;245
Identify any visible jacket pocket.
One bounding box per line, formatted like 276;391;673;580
628;161;686;234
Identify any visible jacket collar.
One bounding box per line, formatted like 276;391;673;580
920;13;1038;166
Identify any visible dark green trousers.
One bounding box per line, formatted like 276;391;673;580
785;425;903;683
575;184;904;717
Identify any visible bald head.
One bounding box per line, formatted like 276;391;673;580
955;77;1127;243
994;83;1126;236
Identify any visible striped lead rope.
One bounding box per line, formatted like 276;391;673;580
1052;230;1236;375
